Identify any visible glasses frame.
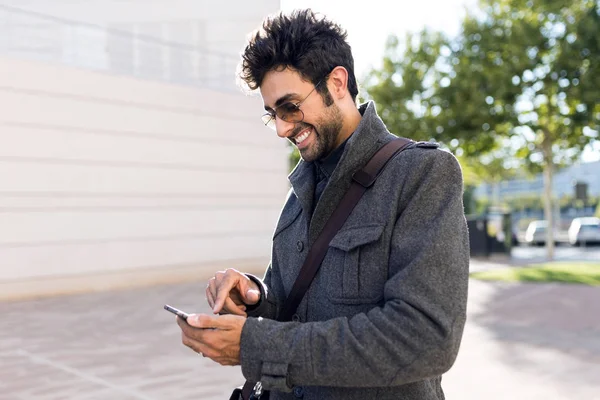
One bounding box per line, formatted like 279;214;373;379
261;79;324;129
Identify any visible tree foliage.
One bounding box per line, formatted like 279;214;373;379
366;0;599;167
364;0;600;258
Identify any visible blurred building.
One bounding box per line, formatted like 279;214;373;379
475;160;600;200
0;1;286;300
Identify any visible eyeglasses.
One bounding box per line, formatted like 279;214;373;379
261;79;323;130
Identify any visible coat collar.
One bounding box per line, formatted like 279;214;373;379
288;101;396;245
315;135;350;180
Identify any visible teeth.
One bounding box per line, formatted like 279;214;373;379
295;129;311;144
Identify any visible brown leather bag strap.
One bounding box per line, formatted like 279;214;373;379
241;137;413;400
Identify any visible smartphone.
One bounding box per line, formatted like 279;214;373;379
164;304;190;321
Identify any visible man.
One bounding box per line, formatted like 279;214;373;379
177;9;469;400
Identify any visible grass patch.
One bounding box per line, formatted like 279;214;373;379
470;262;600;285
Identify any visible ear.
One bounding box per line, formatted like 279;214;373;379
326;66;349;100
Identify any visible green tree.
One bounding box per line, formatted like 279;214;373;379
364;0;600;259
290;145;301;172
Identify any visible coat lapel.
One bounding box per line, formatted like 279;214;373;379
288;157;317;222
306;102;396;246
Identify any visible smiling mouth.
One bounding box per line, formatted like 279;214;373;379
294;128;311;145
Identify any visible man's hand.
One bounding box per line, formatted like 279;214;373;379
177;314;246;366
206;268;261;315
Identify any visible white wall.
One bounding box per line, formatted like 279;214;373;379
0;57;289;299
0;1;281;56
1;0;279;23
0;1;283;92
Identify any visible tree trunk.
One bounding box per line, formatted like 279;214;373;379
541;136;555;260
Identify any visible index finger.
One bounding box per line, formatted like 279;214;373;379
212;275;238;314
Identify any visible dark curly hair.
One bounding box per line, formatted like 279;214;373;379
238;9;358;104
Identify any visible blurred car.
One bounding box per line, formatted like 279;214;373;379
568;217;600;246
524;220;547;246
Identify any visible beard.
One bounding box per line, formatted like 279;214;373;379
293;103;344;163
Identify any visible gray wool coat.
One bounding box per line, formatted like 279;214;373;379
240;101;469;400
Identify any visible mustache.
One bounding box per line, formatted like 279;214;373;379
290;123;314;139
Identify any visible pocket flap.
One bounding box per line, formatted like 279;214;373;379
329;224;384;251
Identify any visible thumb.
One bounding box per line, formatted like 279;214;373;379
243;287;260;305
187;313;216;329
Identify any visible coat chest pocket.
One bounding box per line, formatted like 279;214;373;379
325;223;386;304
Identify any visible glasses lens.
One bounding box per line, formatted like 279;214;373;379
265;117;276;129
278;103;303;123
261;113;275;127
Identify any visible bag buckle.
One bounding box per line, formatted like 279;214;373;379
249;382;263;399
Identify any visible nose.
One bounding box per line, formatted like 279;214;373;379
275;117;295;139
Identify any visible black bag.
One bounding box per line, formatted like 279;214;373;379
229;382;268;400
230;138;413;400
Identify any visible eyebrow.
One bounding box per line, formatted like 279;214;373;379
264;93;300;111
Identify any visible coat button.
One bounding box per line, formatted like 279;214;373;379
296;240;304;252
293;386;304;398
292;314;301;322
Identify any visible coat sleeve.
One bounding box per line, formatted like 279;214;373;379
244;263;279;319
239;149;469;391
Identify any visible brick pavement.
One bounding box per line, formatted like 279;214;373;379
1;267;599;400
0;280;244;400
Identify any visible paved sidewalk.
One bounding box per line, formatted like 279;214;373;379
1;265;599;400
444;278;600;400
